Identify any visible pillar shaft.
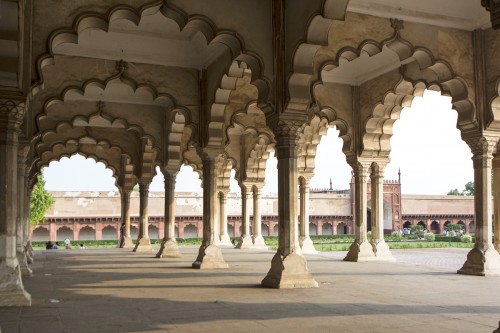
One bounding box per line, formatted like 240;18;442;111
236;185;253;248
459;136;500;276
262;130;317;288
219;191;232;245
252;186;267;249
120;190;133;248
16;144;31;276
493;157;500;251
192;152;227;268
133;182;153;252
157;172;181;258
0;98;31;305
299;177;316;254
370;164;394;261
344;161;375;262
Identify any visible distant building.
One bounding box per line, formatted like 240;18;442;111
31;179;475;241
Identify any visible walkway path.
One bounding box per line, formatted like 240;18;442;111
0;247;499;333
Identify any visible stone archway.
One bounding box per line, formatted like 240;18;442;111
102;226;117;240
79;226;95;241
56;226;72;241
31;227;49;242
431;221;440;234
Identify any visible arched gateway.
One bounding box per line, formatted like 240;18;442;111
1;0;500;306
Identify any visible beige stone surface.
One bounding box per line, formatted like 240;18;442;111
1;248;500;332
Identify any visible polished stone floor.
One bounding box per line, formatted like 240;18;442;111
1;247;499;333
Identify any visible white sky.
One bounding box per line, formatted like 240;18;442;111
43;90;473;195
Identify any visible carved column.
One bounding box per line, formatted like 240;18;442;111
299;177;317;254
120;189;134;248
344;161;376;262
133;182;154;252
192;152;228;268
0;99;31;306
262;120;317;288
218;191;232;246
236;184;253;248
458;136;500;275
16;144;32;276
494;155;500;252
251;185;268;249
370;163;394;261
157;172;181;258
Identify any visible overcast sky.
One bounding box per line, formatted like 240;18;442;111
43;90;473;195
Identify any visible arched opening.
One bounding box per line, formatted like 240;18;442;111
130;225;139;239
403;221;412;229
32;227;49;241
102;226;117;240
322;222;333;235
79;226;95;240
430;221;440;234
336;222;347;235
469;221;475;234
184;224;198;238
56;226;72;241
417;221;426;231
273;224;279;237
457;221;465;232
367;209;372;232
261;223;269;236
148;225;159;240
309;222;317;236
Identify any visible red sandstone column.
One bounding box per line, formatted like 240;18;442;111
95;222;102;241
49;222;56;241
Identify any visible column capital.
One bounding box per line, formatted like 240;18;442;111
349;160;371;178
0;99;25;144
465;135;499;158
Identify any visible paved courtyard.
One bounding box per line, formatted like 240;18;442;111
1;247;499;333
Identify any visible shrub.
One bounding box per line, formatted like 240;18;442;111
390;231;402;241
424;233;435;242
460;234;473;243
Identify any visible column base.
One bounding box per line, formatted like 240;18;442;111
156;239;182;258
299;236;317;254
132;236;154;253
219;234;233;247
122;236;134;249
262;252;318;289
26;241;34;264
252;235;268;250
457;246;500;276
343;240;376;262
371;240;395;261
0;262;31;306
17;252;33;277
235;235;253;249
192;244;228;269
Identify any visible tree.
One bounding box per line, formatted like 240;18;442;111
463;181;474;196
446;181;474;196
30;173;54;226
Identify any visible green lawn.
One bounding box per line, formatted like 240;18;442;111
32;237;474;251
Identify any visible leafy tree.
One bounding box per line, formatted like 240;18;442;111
447;181;474;196
30;173;54;226
410;225;425;239
463;181;474;196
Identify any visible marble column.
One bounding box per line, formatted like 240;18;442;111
133;182;154;252
218;191;232;246
16;144;32;276
262;130;317;288
299;178;317;254
120;189;134;248
0;99;31;306
25;191;34;264
344;161;376;262
192;152;228;268
458;136;500;275
157;172;181;258
370;163;394;261
493;156;500;252
236;184;253;248
252;186;268;249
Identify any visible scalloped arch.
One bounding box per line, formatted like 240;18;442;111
362;79;475;157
